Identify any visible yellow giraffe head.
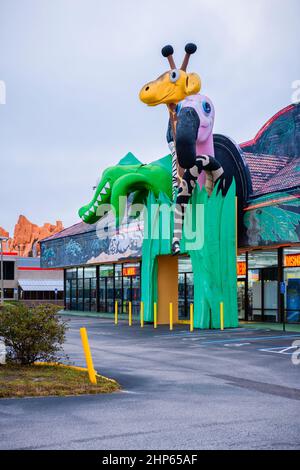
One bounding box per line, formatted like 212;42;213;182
139;44;201;107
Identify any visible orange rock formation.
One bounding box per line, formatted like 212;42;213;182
1;216;63;257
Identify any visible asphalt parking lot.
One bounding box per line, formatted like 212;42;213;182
1;316;300;450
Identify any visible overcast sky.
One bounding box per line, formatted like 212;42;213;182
0;0;299;234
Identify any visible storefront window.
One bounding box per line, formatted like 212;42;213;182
284;248;300;323
247;250;278;322
66;268;77;280
237;254;246;320
65;266;97;312
97;262;141;315
122;263;140;315
78;278;84;311
100;265;114;277
237;254;246;278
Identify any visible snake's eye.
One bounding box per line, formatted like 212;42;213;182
169;69;180;83
202;101;212;115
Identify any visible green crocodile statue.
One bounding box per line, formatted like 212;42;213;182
78;152;172;225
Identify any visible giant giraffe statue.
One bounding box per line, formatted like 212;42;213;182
139;43;226;254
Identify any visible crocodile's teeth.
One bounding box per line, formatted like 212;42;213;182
100;181;111;196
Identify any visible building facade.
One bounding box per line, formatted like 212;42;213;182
41;103;300;325
0;251;64;306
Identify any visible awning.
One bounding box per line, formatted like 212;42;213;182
18;279;64;292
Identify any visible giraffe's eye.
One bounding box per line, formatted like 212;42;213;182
169;69;180;83
202;101;212;115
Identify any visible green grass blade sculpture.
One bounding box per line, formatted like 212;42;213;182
141;182;238;329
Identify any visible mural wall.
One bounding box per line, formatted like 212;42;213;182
242;192;300;248
41;211;143;268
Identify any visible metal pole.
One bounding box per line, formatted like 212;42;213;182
220;302;224;331
140;301;144;328
115;300;118;325
128;301;132;326
169;302;173;331
154;302;157;329
0;240;4;306
190;303;194;332
80;327;97;385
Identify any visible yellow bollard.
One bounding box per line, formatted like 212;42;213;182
190;303;194;332
140;301;144;328
220;302;224;331
80;327;97;385
129;301;132;326
169;302;173;331
154;302;157;329
114;300;118;325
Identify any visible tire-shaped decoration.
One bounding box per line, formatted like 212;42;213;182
213;134;252;234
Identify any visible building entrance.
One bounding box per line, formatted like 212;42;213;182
178;258;194;321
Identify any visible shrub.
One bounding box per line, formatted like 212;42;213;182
0;303;68;365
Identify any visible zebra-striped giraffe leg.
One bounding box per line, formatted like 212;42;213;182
172;161;203;255
168;141;179;200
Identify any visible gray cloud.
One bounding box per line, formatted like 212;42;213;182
0;0;299;233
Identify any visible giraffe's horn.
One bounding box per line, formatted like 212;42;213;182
161;45;176;69
180;43;197;71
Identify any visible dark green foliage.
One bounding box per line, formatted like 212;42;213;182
0;304;68;365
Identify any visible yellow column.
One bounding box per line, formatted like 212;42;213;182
169;302;173;331
129;301;132;326
154;302;157;329
220;302;224;331
140;301;144;328
190;303;194;332
80;327;97;385
114;300;118;325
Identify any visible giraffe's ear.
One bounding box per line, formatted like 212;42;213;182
185;73;201;96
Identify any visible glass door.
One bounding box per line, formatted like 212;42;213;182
106;277;114;313
248;269;262;321
71;279;77;310
178;258;194;321
99;278;106;312
114;275;123;313
178;273;186;320
90;278;97;312
284;266;300;323
186;273;194;318
77;278;84;311
237;280;246;320
84;278;91;311
123;276;131;314
263;267;278;322
66;279;71;310
132;276;140;316
178;272;194;320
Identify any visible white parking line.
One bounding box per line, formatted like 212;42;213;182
259;346;299;355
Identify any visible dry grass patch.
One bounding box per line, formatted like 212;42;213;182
0;364;120;398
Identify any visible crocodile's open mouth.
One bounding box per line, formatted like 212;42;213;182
81;180;111;222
